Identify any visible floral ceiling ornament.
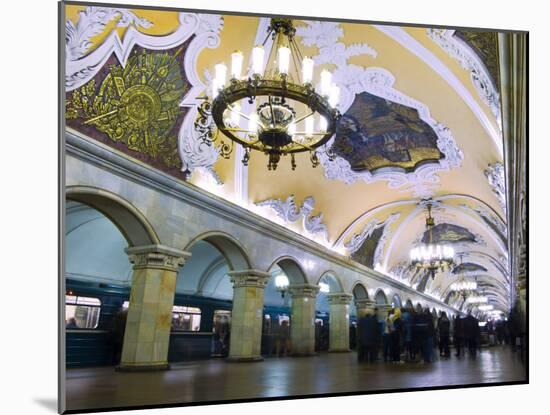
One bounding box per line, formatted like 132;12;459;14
255;195;329;241
295;21;463;197
484;162;507;214
65;7;152;62
427;29;501;128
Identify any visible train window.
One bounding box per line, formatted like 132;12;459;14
171;306;202;331
65;295;101;329
277;314;290;325
122;302;202;331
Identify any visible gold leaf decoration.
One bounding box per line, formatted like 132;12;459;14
66;47;187;170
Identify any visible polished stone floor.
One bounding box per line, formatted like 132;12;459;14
65;347;526;412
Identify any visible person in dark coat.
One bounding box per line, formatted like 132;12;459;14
421;307;435;363
454;316;464;357
360;309;381;363
401;307;413;361
437;312;451;358
463;311;480;358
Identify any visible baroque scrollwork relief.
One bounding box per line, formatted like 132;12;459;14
427;29;501;127
295;21;463;197
485;162;507;214
255;195;329;241
343;213;400;262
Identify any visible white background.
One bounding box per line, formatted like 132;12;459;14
0;0;543;414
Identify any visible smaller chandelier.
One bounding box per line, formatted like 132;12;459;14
410;202;454;279
478;304;494;312
449;254;477;298
195;18;341;171
319;282;330;293
275;273;290;298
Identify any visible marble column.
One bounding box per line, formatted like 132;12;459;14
289;284;320;356
328;293;353;352
118;245;190;371
227;269;270;361
354;299;376;318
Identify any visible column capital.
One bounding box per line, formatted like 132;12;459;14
355;299;376;309
227;269;270;288
125;244;191;272
289;283;320;298
327;292;354;305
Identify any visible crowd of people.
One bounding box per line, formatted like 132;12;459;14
356;306;485;364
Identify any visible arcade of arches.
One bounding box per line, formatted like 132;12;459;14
62;3;527;411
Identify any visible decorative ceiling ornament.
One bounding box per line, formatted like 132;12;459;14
195;19;342;171
458;203;507;237
66;47;187;171
427;29;501;128
484;162;507;214
293;21;462;197
65;7;226;182
343;213;400;257
255;195;328;241
65;9;219;90
410;201;455;279
388;262;411;282
66;7;153;62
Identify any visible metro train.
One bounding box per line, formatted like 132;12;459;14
65;278;351;368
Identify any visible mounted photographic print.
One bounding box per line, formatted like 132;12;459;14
59;0;528;413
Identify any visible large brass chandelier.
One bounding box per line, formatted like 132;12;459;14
195;18;341;170
410;202;455;279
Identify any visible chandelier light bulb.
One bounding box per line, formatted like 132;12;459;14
319;115;328;133
288;122;297;138
231;50;244;79
252;45;265;76
320;70;332;96
329;84;340;107
248;112;260;134
319;282;330;293
305;117;314;137
275;274;289;289
278;46;291;75
215;63;227;89
230;103;240;126
302;56;314;84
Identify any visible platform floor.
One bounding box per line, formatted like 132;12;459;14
65;347;526;412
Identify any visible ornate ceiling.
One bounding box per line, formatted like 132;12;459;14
64;5;509;314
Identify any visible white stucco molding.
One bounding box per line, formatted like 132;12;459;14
374;25;503;157
427;29;501;129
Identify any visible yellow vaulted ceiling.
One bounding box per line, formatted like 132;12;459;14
64;4;508;309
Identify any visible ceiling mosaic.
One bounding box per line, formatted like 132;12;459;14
452;262;488;274
453;31;500;90
331;92;443;173
421;223;479;244
66;45;191;177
